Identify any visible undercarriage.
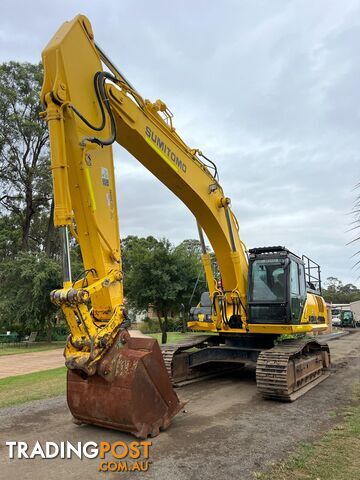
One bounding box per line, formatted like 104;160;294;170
161;334;330;400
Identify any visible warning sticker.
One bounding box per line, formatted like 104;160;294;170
106;190;113;209
101;167;109;187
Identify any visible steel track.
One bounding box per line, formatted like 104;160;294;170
256;339;330;401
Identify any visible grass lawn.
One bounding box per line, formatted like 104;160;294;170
256;383;360;480
0;367;66;408
148;331;209;344
0;341;65;356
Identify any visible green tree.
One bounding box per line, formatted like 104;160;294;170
0;61;64;339
173;239;205;331
123;236;203;343
0;214;21;259
0;252;61;341
322;276;360;304
0;61;52;252
176;238;203;256
121;235;159;276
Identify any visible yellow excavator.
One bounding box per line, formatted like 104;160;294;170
41;15;331;438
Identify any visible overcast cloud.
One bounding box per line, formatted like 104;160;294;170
1;0;359;283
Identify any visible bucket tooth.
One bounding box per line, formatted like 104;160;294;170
67;331;184;438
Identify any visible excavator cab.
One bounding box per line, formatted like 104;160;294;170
247;246;312;325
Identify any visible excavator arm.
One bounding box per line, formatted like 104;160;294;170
41;13;249;371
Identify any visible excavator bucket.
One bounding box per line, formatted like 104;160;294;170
67;331;184;438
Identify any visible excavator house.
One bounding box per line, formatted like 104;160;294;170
41;15;331;438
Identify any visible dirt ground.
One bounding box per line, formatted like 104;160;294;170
0;331;359;480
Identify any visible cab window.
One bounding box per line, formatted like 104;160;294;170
251;261;286;302
298;263;306;297
290;260;299;295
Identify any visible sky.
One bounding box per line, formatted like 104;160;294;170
1;0;359;284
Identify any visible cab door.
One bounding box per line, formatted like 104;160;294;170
289;260;302;323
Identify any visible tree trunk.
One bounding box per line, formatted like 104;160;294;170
157;311;168;344
21;211;31;250
21;182;34;250
162;311;168;344
182;313;187;333
46;317;53;343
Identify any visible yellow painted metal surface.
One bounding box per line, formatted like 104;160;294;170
42;15;328;372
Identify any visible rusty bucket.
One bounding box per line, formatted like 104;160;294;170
67;331;184;438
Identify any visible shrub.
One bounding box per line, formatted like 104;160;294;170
139;318;161;334
167;317;183;332
37;324;69;342
138;316;183;334
51;324;69;341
